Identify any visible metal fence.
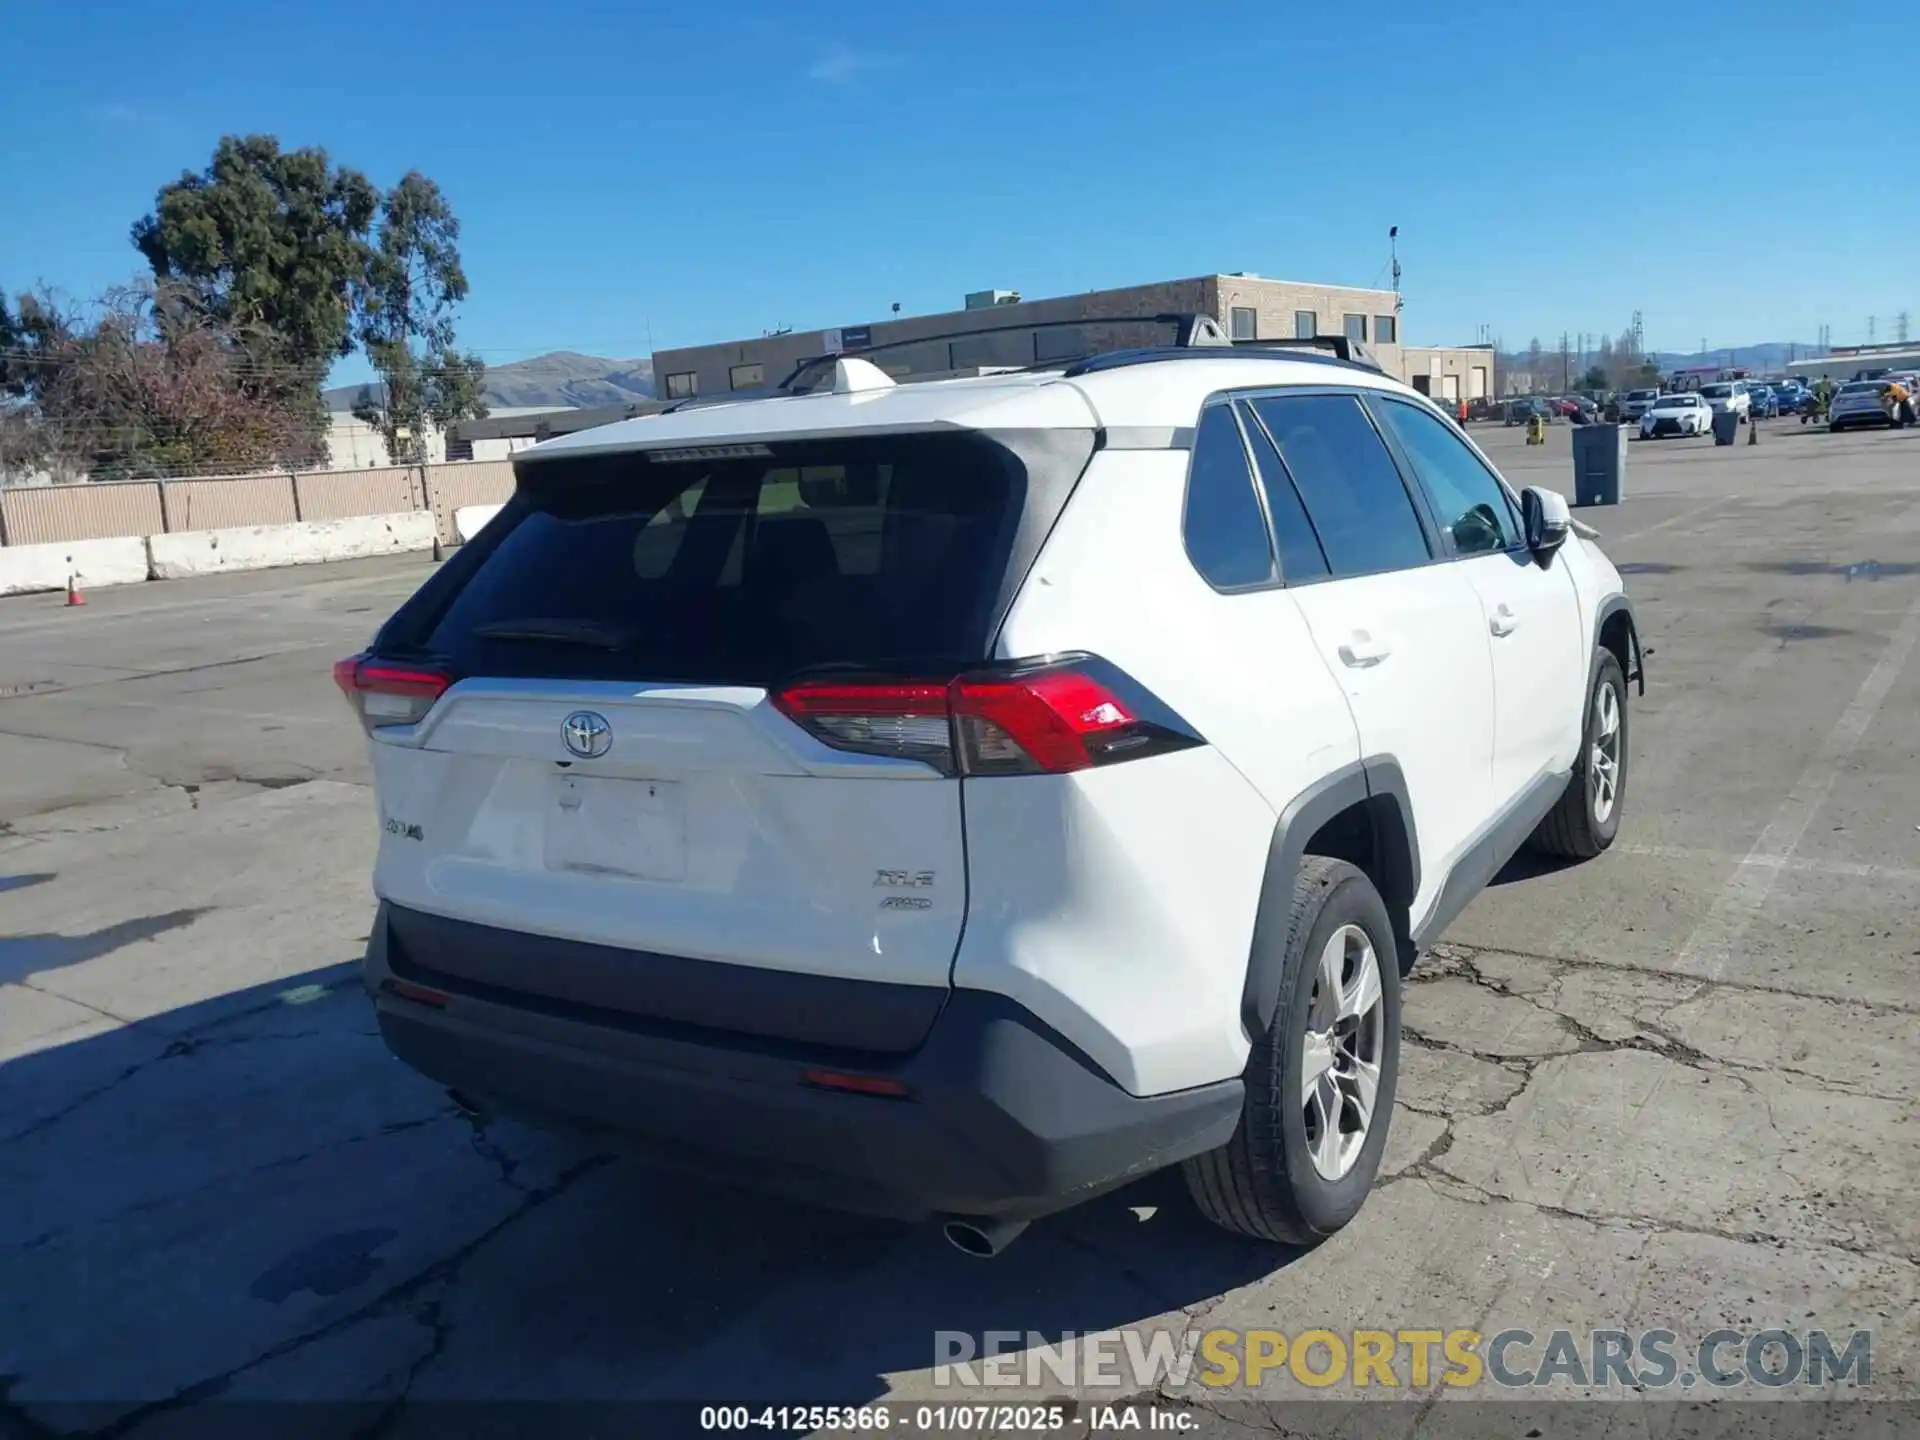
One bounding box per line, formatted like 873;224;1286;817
0;461;516;548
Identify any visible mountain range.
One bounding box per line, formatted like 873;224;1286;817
1643;344;1825;374
325;351;654;413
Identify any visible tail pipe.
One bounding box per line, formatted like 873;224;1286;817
942;1216;1029;1258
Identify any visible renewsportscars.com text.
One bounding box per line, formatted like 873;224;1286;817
934;1327;1872;1391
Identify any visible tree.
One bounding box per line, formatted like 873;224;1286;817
351;173;487;464
1;288;71;482
131;135;379;441
1526;337;1543;391
3;280;324;481
1581;365;1607;391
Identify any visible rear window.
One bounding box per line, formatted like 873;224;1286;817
409;432;1081;684
1701;384;1731;398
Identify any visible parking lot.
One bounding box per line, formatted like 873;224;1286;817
2;418;1917;1433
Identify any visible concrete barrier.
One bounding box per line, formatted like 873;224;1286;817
0;536;152;597
453;504;505;543
147;512;435;581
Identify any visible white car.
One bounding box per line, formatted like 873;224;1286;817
1640;391;1713;438
341;324;1641;1255
1698;380;1751;422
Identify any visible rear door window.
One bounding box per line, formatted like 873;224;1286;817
1247;394;1433;579
414;433;1055;683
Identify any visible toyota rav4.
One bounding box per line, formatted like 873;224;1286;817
340;327;1640;1256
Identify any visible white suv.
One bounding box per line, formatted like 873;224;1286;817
1698;380;1751;422
340;330;1640;1255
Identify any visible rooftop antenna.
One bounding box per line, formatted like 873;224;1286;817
1389;226;1402;312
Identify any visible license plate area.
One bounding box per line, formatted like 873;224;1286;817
544;775;686;881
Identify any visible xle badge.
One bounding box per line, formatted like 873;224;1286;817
874;870;936;889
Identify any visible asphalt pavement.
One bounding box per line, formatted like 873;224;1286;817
1;417;1916;1435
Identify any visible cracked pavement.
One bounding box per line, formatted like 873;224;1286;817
1;424;1917;1433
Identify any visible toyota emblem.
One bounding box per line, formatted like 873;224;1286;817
561;710;612;759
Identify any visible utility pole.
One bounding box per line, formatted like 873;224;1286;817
1899;311;1911;344
1631;311;1644;357
1868;316;1876;344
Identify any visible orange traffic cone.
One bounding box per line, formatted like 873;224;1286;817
65;574;85;606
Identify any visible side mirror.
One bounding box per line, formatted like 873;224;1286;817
1521;486;1572;558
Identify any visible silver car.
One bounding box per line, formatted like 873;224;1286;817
1619;388;1662;421
1827;380;1893;432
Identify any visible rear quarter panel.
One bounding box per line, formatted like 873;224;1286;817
958;448;1361;1096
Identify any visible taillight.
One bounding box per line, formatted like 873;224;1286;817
332;654;450;731
773;656;1201;776
769;681;954;770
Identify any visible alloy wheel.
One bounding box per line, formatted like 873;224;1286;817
1590;681;1622;823
1300;924;1385;1181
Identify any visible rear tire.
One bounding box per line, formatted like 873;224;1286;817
1183;858;1401;1246
1529;650;1628;859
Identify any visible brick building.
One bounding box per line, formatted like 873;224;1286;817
650;273;1493;405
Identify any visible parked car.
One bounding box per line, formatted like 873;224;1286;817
1771;383;1808;415
1827;379;1894;430
1748;385;1780;419
339;340;1639;1253
1640;391;1713;438
1505;397;1552;426
1618;388;1662;422
1698;380;1752;423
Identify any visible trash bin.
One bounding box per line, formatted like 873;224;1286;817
1712;409;1740;445
1571;423;1628;506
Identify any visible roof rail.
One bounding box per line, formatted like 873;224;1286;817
657;314;1380;410
1228;335;1384;370
1062;340;1387;381
759;313;1229;397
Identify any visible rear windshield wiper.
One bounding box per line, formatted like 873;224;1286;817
473;618;635;651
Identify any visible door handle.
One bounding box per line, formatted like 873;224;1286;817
1489;605;1520;637
1337;632;1392;667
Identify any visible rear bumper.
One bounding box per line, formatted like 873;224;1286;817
364;903;1242;1222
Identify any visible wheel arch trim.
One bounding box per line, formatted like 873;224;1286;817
1240;757;1418;1037
1594;594;1643;696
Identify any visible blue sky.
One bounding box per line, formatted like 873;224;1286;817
2;0;1906;386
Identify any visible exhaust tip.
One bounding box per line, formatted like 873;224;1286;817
942;1216;1028;1258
